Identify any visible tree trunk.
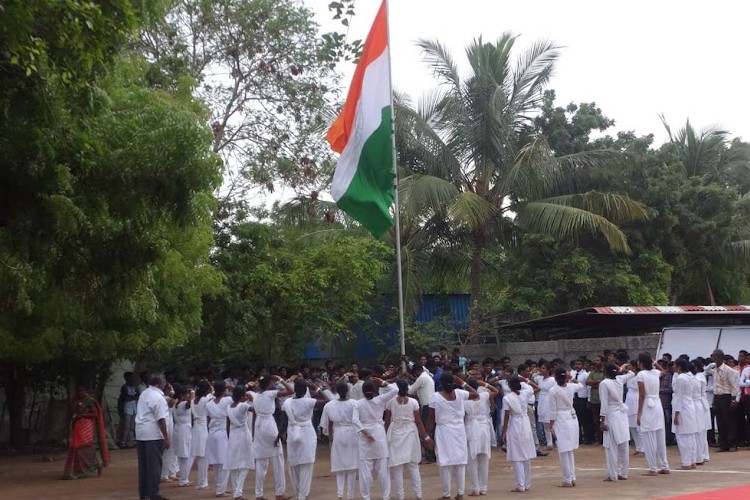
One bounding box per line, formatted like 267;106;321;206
706;275;716;306
468;233;484;343
4;364;28;449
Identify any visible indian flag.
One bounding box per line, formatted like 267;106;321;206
326;0;394;238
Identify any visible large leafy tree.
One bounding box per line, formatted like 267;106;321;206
0;1;221;447
138;0;353;208
395;35;647;332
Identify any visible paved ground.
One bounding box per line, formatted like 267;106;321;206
1;444;749;499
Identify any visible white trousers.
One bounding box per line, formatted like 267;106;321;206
676;432;696;467
438;464;466;497
359;457;390;500
193;455;208;489
290;463;314;500
390;462;421;500
604;432;629;480
177;456;191;486
161;441;176;479
230;468;249;498
336;470;357;499
559;450;576;485
212;463;229;495
695;431;709;462
640;428;669;472
467;454;489;494
629;426;643;452
511;460;531;492
255;454;286;498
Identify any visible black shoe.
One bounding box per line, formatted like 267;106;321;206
150;496;170;500
536;450;549;457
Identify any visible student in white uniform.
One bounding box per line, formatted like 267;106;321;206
190;380;213;490
160;383;178;482
427;372;480;500
624;361;644;456
353;378;398;500
599;363;633;482
282;380;329;500
172;386;193;487
325;382;360;500
536;367;556;450
226;385;254;500
548;368;583;487
502;376;537;493
636;353;670;476
672;358;698;469
692;358;711;464
464;378;497;496
206;381;233;497
253;375;294;500
384;380;430;500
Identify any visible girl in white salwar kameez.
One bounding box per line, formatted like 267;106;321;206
191;380;213;490
161;386;178;482
385;380;431;500
464;378;497;496
536;368;556;450
207;381;233;497
624;362;644;456
353;378;398;500
548;368;583;487
599;364;633;482
672;359;698;469
282;381;328;500
325;382;360;500
253;375;294;500
427;372;480;500
636;353;670;476
692;359;711;464
173;386;193;487
502;376;536;493
226;386;254;500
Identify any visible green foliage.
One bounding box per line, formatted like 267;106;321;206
167;221;392;369
485;235;672;323
0;56;222;364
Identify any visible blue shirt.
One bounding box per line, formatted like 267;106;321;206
433;367;443;391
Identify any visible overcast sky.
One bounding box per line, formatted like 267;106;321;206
310;0;750;145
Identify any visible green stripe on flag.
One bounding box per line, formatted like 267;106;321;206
337;106;394;238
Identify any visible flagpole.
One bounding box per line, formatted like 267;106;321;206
383;0;406;356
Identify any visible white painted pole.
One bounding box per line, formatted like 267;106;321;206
383;0;406;356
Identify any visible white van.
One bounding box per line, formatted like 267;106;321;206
656;327;750;360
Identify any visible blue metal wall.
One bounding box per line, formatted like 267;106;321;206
303;293;470;360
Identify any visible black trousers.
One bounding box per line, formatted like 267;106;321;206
420;404;436;462
573;397;594;444
736;395;750;446
137;439;164;500
714;394;737;451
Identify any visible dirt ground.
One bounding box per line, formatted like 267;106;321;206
0;444;748;500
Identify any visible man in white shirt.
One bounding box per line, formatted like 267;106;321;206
409;361;436;462
569;359;594;445
135;376;170;500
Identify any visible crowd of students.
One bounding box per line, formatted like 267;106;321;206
126;345;750;500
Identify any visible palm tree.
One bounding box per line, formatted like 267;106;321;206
396;34;647;332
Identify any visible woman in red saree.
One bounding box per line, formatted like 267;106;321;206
63;386;110;479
